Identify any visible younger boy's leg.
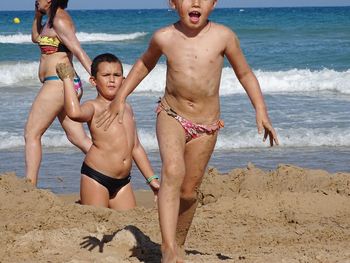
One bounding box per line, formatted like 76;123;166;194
176;133;218;250
156;112;187;262
108;183;136;211
80;174;109;207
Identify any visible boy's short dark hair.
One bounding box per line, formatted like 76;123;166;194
91;53;123;77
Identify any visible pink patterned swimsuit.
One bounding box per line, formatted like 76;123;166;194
156;98;224;143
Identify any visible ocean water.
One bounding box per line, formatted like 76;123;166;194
0;7;349;193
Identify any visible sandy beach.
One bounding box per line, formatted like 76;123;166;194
1;163;350;262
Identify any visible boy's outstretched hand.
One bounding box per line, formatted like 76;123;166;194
56;63;75;80
96;95;125;130
256;109;279;147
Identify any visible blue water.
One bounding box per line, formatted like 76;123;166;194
0;7;349;193
1;7;349;69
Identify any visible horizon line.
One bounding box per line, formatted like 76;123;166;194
1;5;349;12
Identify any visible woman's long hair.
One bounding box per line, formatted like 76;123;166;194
48;0;69;28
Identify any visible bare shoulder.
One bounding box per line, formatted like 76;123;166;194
82;99;96;110
211;22;237;39
53;9;74;30
210;22;240;50
152;24;175;43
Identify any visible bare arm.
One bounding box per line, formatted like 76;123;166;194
96;32;163;129
225;29;279;146
225;31;266;110
131;119;160;196
54;14;92;74
119;35;163;101
56;63;94;122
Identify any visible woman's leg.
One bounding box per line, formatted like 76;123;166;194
58;110;92;154
24;82;65;186
156;112;187;263
108;183;136;211
58;87;92;153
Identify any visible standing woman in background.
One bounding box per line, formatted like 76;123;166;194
25;0;92;186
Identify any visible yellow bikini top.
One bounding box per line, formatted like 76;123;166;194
37;35;70;55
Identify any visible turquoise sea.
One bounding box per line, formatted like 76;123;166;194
0;7;349;193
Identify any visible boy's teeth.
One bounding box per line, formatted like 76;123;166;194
190;11;200;17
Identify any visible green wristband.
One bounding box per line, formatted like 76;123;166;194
146;174;159;184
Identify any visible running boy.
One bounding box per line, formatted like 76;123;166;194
97;0;278;261
56;53;159;211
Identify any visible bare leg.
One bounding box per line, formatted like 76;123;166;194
80;174;109;207
176;133;217;256
156;112;187;263
58;87;91;153
109;183;136;211
24;82;65;186
58;110;92;154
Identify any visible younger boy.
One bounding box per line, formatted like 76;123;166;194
56;53;159;210
97;0;279;261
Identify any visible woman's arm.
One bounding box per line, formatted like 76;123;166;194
54;12;92;74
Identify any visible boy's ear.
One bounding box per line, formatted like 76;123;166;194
89;76;97;87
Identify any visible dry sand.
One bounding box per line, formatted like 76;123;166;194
1;163;350;262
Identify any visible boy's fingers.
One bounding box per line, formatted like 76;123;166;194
274;136;279;145
96;109;109;128
272;129;279;146
103;115;116;131
267;127;279;147
117;107;125;124
257;122;263;134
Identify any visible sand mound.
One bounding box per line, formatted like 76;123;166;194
1;164;350;262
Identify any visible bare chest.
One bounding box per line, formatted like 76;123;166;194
165;36;224;72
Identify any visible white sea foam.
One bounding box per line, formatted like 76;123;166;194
215;128;350;149
0;130;73;150
2;127;350;150
0;33;31;44
0;62;39;86
1;62;349;95
76;32;148;42
0;32;147;44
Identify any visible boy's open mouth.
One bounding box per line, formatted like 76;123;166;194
189;11;201;23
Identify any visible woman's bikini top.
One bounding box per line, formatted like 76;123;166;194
37;35;70;55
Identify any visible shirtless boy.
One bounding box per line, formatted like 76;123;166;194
97;0;278;261
56;53;159;210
